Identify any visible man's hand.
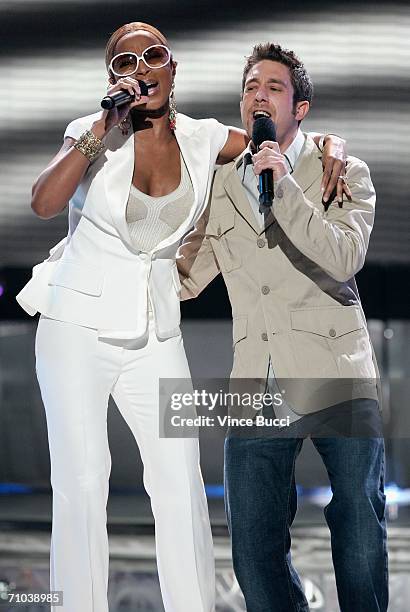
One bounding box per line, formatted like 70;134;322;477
252;141;288;181
321;135;352;206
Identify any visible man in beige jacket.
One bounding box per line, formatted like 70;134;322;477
177;43;387;612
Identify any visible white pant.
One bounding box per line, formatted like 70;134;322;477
35;315;215;612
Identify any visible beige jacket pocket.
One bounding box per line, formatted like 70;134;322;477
290;305;374;378
290;305;364;339
206;210;242;272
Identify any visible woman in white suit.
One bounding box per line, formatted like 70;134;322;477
16;21;347;612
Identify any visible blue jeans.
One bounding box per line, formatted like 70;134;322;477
224;434;388;612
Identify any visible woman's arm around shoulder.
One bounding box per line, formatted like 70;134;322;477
216;125;351;203
216;127;249;165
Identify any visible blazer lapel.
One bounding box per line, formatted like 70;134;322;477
151;115;211;253
174;119;202;228
103;115;208;252
103;127;135;246
223;155;261;235
291;133;323;193
262;134;323;235
261;209;276;235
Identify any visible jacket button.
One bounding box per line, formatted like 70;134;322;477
261;285;270;295
261;332;268;341
276;186;284;199
257;238;265;248
329;328;336;337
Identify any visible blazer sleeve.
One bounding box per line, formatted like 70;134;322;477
273;157;376;282
63;112;102;141
176;203;221;300
64;118;89;141
199;118;230;169
204;118;230;154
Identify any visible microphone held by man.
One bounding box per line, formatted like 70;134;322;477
251;115;291;213
252;115;277;209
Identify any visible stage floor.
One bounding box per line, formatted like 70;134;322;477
0;493;409;611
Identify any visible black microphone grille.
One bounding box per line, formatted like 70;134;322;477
101;96;115;110
252;117;277;149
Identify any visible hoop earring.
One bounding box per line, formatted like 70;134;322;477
169;81;177;131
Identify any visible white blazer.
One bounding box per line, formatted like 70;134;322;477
16;112;229;339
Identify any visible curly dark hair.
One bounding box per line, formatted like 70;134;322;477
242;42;313;112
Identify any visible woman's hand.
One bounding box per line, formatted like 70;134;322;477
320;135;352;206
92;77;150;138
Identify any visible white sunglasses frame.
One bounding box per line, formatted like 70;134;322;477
109;44;171;77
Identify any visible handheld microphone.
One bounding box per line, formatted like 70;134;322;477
252;117;277;209
101;81;149;110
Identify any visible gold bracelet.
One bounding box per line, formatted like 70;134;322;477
73;130;105;162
